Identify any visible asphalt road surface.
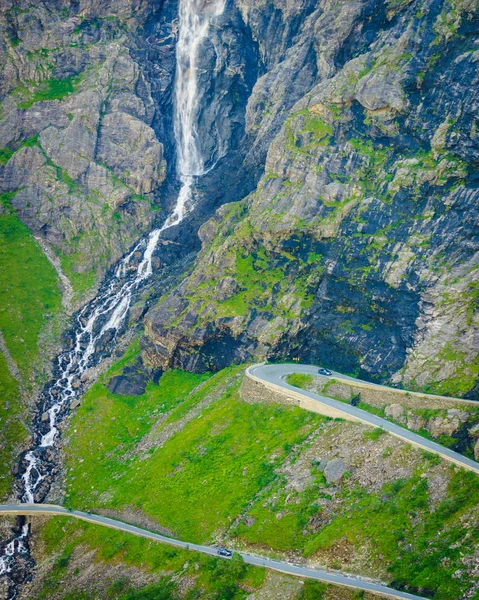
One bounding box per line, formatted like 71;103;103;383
0;503;426;600
4;363;476;599
248;363;479;475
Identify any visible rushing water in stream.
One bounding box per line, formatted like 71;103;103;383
0;0;226;594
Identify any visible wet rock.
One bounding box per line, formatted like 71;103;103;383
151;256;162;272
107;373;149;396
129;303;146;324
107;359;152;396
41;412;49;423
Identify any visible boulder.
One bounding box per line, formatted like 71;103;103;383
468;423;479;438
385;404;405;422
324;458;348;484
427;416;461;438
107;373;149;397
406;413;426;431
446;409;469;422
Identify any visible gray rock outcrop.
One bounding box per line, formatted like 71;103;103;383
323;458;348;484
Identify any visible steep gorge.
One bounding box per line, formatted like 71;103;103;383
0;0;479;597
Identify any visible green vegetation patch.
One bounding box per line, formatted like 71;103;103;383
285;109;333;155
420;342;479;397
19;75;79;109
184;234;322;326
64;363;326;543
298;581;328;599
0;136;40;166
38;517;264;600
363;427;385;441
0;147;14;165
59;247;99;299
286;373;313;389
234;451;479;599
214;249;284;317
0;210;61;496
310;470;479;599
0;351;27;500
0;211;61;374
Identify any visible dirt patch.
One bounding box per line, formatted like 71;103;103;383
246;571;302;600
21;515;168;600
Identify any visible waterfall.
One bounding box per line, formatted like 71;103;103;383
173;0;226;219
0;0;226;593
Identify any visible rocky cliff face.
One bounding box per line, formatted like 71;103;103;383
0;0;169;300
1;0;478;398
143;0;479;399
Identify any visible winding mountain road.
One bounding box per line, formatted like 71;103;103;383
247;364;479;474
3;364;477;599
0;504;426;600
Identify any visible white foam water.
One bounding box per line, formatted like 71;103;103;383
0;0;226;588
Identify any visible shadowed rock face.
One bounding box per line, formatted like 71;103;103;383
142;0;479;399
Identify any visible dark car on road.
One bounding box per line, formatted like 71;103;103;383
318;368;332;376
217;548;233;557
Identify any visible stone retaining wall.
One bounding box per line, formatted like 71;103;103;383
240;375;363;422
315;379;477;411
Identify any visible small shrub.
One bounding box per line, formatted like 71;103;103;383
363;427;385;441
299;581;328;599
286;373;313;389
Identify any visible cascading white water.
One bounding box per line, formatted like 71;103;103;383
0;0;226;588
173;0;227;216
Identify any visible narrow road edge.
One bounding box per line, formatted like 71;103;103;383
246;364;479;475
0;504;427;600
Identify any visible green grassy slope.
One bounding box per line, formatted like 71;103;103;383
0;207;62;499
35;516;264;600
33;516;382;600
0;210;62;376
64;363;324;542
0;351;27;498
57;352;479;599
